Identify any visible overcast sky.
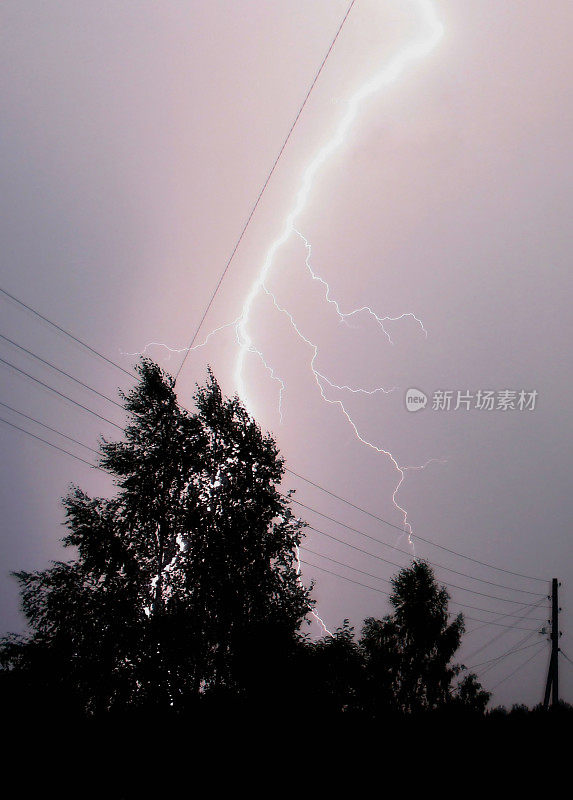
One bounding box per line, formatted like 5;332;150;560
1;0;571;709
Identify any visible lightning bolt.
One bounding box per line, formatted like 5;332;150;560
294;228;428;346
119;318;241;360
234;0;443;406
230;0;444;631
137;1;445;636
295;544;333;637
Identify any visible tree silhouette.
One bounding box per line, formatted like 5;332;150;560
454;672;491;714
0;360;313;714
359;560;490;714
299;620;364;715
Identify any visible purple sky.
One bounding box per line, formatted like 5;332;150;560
1;0;572;709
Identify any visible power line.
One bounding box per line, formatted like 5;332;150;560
0;293;549;591
0;311;550;599
0;401;99;455
479;626;542;666
299;557;539;631
467;601;544;635
286;468;547;584
467;633;541;671
0;292;554;642
465;617;539;632
300;544;543;622
302;546;392;588
300;556;391;597
0;351;548;606
463;599;546;651
288;494;546;596
0;333;124;409
0;406;546;634
0;416;100;469
0;388;547;619
0;357;124;430
475;641;542;677
478;638;541;680
490;645;546;691
3;328;546;598
468;619;538;632
0;286;133;378
175;0;357;381
0;387;549;620
302;528;545;611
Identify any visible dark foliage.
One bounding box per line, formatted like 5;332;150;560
0;360;312;714
358;560;488;714
1;360;549;725
294;561;491;718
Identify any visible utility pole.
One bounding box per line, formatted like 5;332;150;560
543;578;560;710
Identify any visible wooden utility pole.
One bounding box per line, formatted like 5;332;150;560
543;578;560;710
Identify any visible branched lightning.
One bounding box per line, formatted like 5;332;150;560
120;318;241;360
234;0;443;406
141;1;445;636
230;1;444;632
294;228;427;345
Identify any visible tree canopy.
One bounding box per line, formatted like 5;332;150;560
0;359;492;721
359;559;490;714
291;561;490;718
0;360;313;713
